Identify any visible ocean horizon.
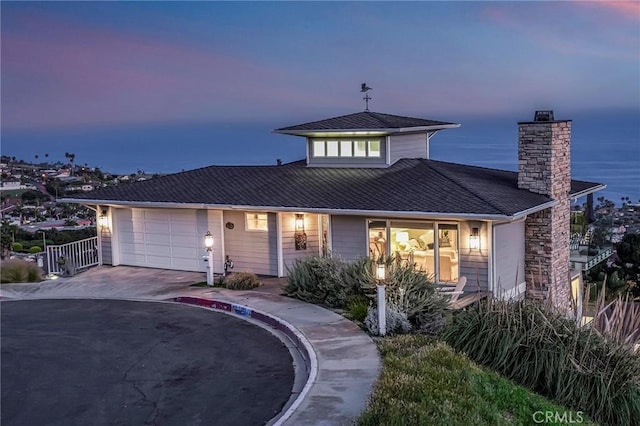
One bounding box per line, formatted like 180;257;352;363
2;110;638;205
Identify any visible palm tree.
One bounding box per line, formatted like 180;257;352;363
64;152;75;176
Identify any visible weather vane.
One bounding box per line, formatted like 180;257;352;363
361;83;372;111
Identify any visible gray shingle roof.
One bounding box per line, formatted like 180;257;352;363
65;160;603;218
275;111;458;132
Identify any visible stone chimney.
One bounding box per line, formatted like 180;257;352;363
518;110;571;310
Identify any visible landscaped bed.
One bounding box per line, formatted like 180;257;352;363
357;335;595;426
285;254;640;426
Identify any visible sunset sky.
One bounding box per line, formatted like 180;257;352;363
2;1;639;131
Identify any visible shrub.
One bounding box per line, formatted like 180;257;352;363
340;257;376;298
284;255;448;328
284;254;350;307
346;296;370;322
443;299;640;425
29;246;42;253
224;272;260;290
11;242;23;252
364;304;412;336
1;259;42;283
385;261;447;319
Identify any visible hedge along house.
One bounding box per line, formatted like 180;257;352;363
63;110;604;310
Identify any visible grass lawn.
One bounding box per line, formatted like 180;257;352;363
357;335;595;426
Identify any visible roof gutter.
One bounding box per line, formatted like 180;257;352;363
274;123;461;136
511;200;558;220
58;198;512;221
570;184;607;202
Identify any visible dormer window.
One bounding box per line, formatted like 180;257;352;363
312;138;381;158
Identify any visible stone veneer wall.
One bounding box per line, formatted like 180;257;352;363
518;120;571;310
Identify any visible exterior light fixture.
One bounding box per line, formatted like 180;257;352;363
98;209;109;229
376;262;386;281
294;214;307;250
204;231;214;285
295;214;305;232
204;231;214;252
469;227;480;250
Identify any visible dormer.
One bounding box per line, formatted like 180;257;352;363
275;111;460;168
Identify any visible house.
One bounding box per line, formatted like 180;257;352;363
62;109;605;310
0;181;28;191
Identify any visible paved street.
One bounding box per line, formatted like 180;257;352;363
1;299;294;426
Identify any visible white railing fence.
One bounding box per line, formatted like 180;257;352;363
46;236;100;276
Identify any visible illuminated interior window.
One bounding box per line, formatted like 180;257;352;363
340;141;352;157
313;141;325;157
312;139;382;159
246;213;268;231
354;141;367;157
326;140;339;157
368;140;381;157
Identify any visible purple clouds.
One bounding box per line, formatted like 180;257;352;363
2;2;638;130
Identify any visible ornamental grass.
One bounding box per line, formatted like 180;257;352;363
443;299;640;425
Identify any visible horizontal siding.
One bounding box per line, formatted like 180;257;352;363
100;229;112;265
459;254;489;292
330;215;366;262
389;133;427;164
223;210;277;276
282;213;320;273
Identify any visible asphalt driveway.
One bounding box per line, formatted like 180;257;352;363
1;299;294;426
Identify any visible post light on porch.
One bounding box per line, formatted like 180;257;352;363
204;231;214;286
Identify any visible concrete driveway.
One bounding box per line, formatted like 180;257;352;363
2;299;294;426
0;266;381;426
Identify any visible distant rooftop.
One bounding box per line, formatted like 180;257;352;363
275;111;459;136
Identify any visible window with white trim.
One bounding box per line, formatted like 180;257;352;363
246;213;268;231
312;139;382;158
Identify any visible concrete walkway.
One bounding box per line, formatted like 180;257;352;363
0;266;381;426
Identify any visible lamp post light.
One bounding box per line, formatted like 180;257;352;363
375;259;387;337
204;231;214;286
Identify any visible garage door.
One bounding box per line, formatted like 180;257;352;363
117;208;207;272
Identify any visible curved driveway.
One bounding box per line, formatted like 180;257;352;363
1;299;294;426
0;266;381;425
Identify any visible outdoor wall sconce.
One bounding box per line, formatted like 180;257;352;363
469;227;480;250
98;209;109;229
294;213;307;250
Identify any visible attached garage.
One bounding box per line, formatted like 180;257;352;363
112;208;224;273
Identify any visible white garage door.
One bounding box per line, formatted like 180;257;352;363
117;208;205;272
